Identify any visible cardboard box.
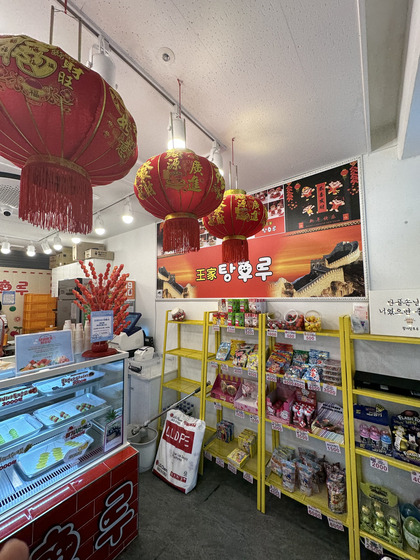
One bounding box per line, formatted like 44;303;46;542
49;248;73;268
72;242;105;261
84;249;115;260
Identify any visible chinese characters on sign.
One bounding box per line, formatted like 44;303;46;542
196;257;273;284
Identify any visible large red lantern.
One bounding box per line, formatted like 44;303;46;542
0;35;138;234
134;148;225;254
203;189;268;263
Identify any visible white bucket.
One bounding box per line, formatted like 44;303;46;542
128;425;158;473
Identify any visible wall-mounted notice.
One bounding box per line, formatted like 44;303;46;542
369;290;420;337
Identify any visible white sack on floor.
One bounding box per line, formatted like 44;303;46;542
153;409;206;494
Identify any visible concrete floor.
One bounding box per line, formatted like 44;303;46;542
118;460;351;560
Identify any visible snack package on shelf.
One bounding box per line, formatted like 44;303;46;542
216;342;231;361
291;349;309;365
325;466;346;514
232;344;255;368
359;481;403;549
239;299;249;313
210;374;241;404
266;384;296;424
216;420;235;443
353;404;392;456
247;348;259;371
235;312;245;327
270;445;295;476
248;298;266;313
218;299;228;313
321;359;342;385
227;447;249;469
291;388;317;430
308;349;330;365
280;458;297;492
265;343;294;375
244;313;259;328
391;410;420;466
311;402;345;444
227;312;236;326
238;428;258;457
227;299;240;313
234;379;258;414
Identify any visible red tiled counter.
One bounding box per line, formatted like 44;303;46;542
0;446;139;560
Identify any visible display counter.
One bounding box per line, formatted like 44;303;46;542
0;351;139;560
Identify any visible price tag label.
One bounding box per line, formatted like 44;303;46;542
322;384;337;396
292;379;305;389
266;373;277;382
249;415;260;424
213;402;222;411
215;457;224;468
243;472;253;484
327;517;344;531
248;369;258;378
269;485;281;498
303;332;317;342
307;506;322;519
233;367;243;376
204;451;212;460
296;429;309;441
284;330;296;339
282;377;294;386
326;442;341;454
271;422;284;432
308;381;321;392
227;326;236;334
235;410;245;419
364;538;383;555
245;328;255;336
210;361;218;368
227;463;237;474
213;325;220;332
411;471;420;485
370;456;389;473
267;329;278;338
221;363;229;373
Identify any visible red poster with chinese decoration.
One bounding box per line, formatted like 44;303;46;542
157;160;366;298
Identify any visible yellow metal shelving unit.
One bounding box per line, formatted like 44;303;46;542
260;315;356;559
344;315;420;560
201;310;265;511
157;310;210;434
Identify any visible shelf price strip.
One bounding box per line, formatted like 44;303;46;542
227;463;237;474
221;363;229;373
369;456;389;473
244;328;254;336
210;361;218;369
307;381;321;392
411;471;420;485
204;451;212;461
267;329;277;338
303;332;316;342
227;326;236;334
235;410;245;419
249;414;259;424
284;330;296;340
296;429;309;441
326;442;341;454
213;325;220;332
327;518;344;531
271;422;283;432
233;367;243;376
243;472;253;484
269;485;281;498
215;457;224;468
364;538;383;555
266;373;277;382
307;505;322;519
247;369;258;378
322;384;337;396
213;402;222;410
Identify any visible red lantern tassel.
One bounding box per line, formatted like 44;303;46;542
163;213;200;254
222;236;248;263
19;154;92;234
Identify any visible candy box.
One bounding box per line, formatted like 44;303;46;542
391;410;420;466
234;379;258;414
239;299;249;313
248;298;267;313
227;299;240;313
311;402;345;444
353;404;392;456
227;312;236;326
211;374;241;404
266;384;296;424
216;420;234;443
227;447;249;469
359;481;403;549
238;428;257;457
235;312;245;327
245;313;259;327
218;299;228;313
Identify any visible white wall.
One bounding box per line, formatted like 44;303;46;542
105;144;420;353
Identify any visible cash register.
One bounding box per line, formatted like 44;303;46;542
109;312;144;354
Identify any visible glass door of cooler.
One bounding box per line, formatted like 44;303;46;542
0;352;128;519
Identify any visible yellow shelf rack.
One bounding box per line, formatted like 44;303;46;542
344;314;420;560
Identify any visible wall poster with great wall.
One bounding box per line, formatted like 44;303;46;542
156;159;366;299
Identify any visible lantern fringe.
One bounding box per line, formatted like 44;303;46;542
19;158;92;234
163;217;200;254
222;238;249;263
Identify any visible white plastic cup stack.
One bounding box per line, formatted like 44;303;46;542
83;319;91;352
74;323;84;355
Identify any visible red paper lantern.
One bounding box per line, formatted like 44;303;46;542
0;35;138;234
134;148;225;253
203;189;268;263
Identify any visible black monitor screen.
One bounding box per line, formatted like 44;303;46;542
124;312;142;335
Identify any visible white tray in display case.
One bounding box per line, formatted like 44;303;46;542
33;393;106;427
0;414;43;448
32;369;105;396
16;433;94;479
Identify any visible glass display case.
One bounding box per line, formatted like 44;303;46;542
0;351;129;521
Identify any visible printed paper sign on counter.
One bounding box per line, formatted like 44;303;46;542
15;331;73;374
369;290;420;337
90;310;114;342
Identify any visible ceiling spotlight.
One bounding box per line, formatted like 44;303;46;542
1;241;11;254
208;140;224;176
122;198;134;224
52;234;63;251
26;244;36;257
41;241;52;255
86;35;117;88
71;236;82;244
94;213;106;236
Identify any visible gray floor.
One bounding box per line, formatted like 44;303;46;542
118;460;350;560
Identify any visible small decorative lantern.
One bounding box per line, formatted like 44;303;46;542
203;189;267;263
134;148;225;254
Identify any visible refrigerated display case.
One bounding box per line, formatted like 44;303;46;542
0;351;139;560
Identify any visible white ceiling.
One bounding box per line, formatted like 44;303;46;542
0;0;416;255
